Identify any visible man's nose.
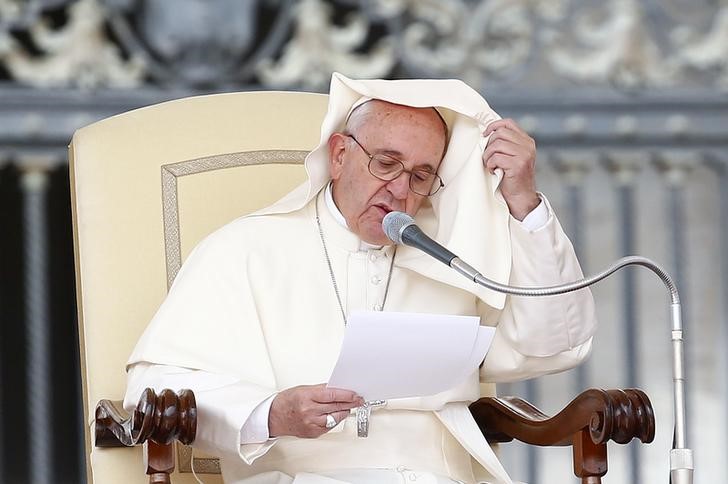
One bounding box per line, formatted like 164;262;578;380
386;172;411;199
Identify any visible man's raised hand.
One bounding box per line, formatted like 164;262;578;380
482;118;540;221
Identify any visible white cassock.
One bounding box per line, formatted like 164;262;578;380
124;74;597;484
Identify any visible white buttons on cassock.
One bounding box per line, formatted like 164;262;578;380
371;276;381;284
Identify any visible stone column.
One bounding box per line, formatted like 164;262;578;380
706;154;728;472
0;153;6;484
19;158;53;484
552;150;595;394
604;151;644;484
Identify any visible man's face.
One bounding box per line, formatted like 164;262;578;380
328;101;447;245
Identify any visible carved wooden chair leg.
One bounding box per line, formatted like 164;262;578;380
573;429;607;484
146;440;175;484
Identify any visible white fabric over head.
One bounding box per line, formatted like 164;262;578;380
250;73;510;309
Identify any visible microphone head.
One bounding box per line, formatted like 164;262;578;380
382;211;415;245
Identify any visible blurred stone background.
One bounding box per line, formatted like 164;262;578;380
0;0;726;482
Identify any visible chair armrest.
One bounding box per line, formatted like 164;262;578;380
469;388;655;483
95;388;197;447
94;388;197;484
470;388;654;446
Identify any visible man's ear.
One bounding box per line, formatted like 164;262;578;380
327;132;347;180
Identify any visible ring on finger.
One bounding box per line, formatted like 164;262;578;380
325;414;337;429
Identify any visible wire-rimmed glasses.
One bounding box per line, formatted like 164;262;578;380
347;134;444;196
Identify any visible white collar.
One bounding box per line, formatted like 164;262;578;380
324;181;348;228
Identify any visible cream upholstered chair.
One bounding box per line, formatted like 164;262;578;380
70;91;328;483
71;91;655;484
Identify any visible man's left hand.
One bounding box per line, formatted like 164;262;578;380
482;118;540;221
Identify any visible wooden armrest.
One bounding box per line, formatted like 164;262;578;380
95;388;196;447
469;388;655;483
95;388;197;484
470;387;655;446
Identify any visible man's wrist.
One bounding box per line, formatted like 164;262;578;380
506;192;541;221
519;195;549;232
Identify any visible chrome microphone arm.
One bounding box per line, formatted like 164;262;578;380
381;210;693;482
449;254;693;484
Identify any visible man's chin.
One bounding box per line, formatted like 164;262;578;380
357;214;396;245
360;227;391;247
362;236;391;247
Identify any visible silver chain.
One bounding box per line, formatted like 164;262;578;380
315;199;396;325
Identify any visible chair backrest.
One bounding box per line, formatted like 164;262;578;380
70;91;329;483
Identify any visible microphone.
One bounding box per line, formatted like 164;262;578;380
382;211;457;265
382;211;489;284
381;211;693;484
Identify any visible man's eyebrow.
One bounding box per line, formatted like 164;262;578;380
376;148;405;158
375;149;439;170
416;164;437;173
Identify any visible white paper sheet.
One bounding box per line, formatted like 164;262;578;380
327;311;495;401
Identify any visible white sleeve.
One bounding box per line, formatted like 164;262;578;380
240;394;276;444
480;195;597;383
124;363;278;464
516;195;549;232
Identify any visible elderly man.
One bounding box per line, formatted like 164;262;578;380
125;74;596;484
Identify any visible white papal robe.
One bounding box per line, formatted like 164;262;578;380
125;74;597;484
125;190;595;484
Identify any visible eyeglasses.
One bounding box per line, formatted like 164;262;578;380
346;134;444;197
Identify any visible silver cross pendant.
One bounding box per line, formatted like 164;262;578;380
356;400;386;437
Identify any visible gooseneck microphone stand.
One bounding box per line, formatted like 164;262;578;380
383;212;694;484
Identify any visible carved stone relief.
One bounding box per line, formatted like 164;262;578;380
257;0;395;89
0;0;144;88
101;0;286;87
390;0;535;88
1;0;727;91
538;0;728;90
